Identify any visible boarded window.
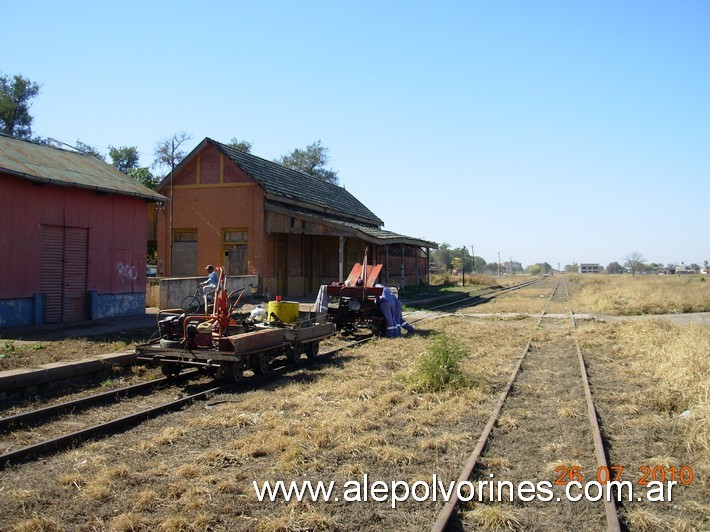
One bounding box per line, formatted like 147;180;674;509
172;229;198;276
223;229;248;275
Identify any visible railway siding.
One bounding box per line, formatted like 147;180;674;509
460;326;605;529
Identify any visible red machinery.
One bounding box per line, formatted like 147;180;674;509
325;261;387;335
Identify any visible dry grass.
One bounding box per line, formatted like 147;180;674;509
580;319;709;460
1;277;708;529
0;329;154;371
580;317;709;528
569;274;710;315
430;272;500;288
463;504;524;530
0;316;531;530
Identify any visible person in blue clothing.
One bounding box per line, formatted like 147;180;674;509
375;284;399;338
393;294;415;334
200;265;219;311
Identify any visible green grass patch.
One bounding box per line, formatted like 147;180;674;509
406;333;470;392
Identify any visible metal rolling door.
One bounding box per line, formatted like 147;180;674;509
63;227;88;321
40;225;88;322
40;225;64;323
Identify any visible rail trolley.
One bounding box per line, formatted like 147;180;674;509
135;268;335;381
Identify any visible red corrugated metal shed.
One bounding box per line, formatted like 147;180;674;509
0;135;165;325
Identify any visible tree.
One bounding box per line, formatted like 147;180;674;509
624;252;645;277
109;145;140;173
538;262;553;274
528;264;542;275
0;73;41;138
227;138;252;152
431;242;453;272
276;140;339;184
564;263;579;273
606;261;624;274
153;132;192;173
74;139;105;160
128;167;158;189
484;262;499;275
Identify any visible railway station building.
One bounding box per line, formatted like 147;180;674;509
155;137;437;298
0;134;165;327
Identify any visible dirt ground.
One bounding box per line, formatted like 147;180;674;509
0;278;707;530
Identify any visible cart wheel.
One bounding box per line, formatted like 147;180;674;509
253;353;271;375
286;346;302;364
160;361;181;378
371;319;385;337
181;294;201;314
219;362;243;382
305;340;320;359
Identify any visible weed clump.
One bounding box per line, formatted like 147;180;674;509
407;333;469;392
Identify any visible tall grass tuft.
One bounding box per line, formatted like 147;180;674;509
407;333;469;392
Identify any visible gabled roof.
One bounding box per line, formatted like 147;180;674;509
170;137;383;226
0;134;165;202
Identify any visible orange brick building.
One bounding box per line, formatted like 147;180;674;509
155;138;437;297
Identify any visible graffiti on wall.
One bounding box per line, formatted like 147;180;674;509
116;262;138;282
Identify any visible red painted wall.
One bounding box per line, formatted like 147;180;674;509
0;174;148;299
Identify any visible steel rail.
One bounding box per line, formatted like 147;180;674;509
571;307;621;532
431;278;559;532
404;278;543;327
0;279;546;471
0;370;197;433
0;382;228;468
423;278;541;313
432;278;621;531
0;336;371;469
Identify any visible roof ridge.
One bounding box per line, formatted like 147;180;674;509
208;137;347;191
206;137;383;225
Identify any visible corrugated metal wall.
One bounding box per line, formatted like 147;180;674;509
1;174;149;317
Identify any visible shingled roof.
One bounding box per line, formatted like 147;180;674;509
204;138;383;226
0;134;165;202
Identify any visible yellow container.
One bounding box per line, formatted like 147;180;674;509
267;301;299;324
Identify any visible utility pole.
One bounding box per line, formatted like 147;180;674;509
461;247;466;286
169;138;175;276
471;245;475;274
498;251;501;278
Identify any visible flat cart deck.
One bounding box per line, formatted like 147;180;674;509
136;320;335;381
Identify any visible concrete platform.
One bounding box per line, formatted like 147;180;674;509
0;311;158;397
0;352;136;394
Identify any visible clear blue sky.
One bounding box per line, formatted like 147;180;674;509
4;0;709;268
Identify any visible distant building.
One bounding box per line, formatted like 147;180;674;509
675;264;695;275
579;263;601;274
0;134;165;327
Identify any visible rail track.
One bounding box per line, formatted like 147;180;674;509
406;277;541;323
431;277;620;531
0;333;375;469
0;278;544;471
